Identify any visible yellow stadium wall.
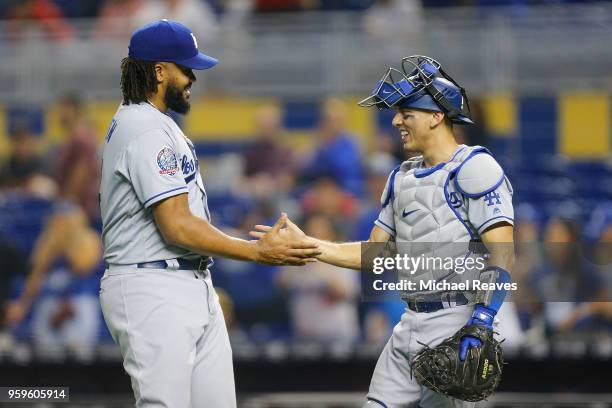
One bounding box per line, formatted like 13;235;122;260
0;93;610;160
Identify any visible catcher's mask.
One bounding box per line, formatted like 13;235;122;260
358;55;474;125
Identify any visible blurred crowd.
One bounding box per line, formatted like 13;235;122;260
0;0;608;20
1;0;611;44
0;92;610;360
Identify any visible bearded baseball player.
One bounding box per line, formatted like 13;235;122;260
252;56;515;407
99;20;319;408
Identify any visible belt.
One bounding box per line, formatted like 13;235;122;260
135;257;212;272
406;293;469;313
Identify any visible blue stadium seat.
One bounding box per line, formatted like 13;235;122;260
206;193;257;228
0;193;54;257
568;161;612;201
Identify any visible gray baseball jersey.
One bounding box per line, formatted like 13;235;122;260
100;102;210;265
99;102;236;407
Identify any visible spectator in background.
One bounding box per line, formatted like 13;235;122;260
556;204;612;331
4;208;90;329
587;204;612;291
531;216;608;332
300;98;365;196
241;104;296;197
278;213;360;343
53;94;101;225
3;0;74;42
31;227;104;358
512;203;544;332
300;177;358;237
132;0;219;46
351;152;397;241
0;123;56;198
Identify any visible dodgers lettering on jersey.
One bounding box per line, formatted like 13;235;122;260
374;145;514;302
100;102;210;264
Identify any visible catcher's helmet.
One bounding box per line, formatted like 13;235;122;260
358;55;473;125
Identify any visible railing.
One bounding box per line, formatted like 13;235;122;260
1;4;612;104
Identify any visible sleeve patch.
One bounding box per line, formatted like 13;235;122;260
156;147;179;176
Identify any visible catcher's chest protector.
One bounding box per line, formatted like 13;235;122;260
391;145;484;243
388;145;487;301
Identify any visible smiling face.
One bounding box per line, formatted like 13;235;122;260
391;108;430;153
156;62;196;114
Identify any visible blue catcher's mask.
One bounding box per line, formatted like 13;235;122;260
358;55;474;125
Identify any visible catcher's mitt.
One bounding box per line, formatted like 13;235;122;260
409;325;503;402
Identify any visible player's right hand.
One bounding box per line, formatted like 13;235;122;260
253;213;320;266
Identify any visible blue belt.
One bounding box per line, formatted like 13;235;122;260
136;257;212;272
407;293;469;313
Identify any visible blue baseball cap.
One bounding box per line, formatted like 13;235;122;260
128;20;218;70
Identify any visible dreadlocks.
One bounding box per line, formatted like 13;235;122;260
120;57;158;105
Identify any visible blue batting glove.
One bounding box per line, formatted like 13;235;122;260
459;304;496;361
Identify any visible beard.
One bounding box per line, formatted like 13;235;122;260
164;81;190;114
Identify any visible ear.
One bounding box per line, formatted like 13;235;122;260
430;111;445;129
154;62;165;84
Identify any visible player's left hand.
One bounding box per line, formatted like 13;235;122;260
459;304;496;361
459;336;482;361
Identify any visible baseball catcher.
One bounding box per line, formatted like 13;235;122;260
252;55;515;408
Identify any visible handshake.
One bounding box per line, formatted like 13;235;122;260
249;213;320;266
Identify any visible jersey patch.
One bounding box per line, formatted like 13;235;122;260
156;147;179;176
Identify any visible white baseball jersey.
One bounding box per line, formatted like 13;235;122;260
100;102;210;265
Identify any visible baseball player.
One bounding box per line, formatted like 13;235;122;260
252;56;515;407
99;20;319;408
